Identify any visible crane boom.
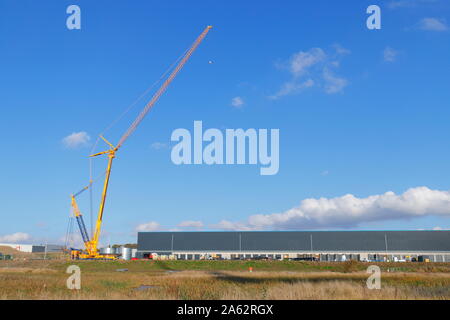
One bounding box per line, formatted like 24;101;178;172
117;26;212;149
70;26;212;259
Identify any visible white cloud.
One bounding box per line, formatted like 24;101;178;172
62;132;91;149
177;220;204;229
135;221;160;232
151;142;168;150
433;226;450;230
418;18;448;31
383;47;399;62
210;220;255;231
332;44;351;56
288;48;326;77
269;79;314;100
231;97;244;108
323;68;348;94
211;187;450;230
271;45;348;98
0;232;31;243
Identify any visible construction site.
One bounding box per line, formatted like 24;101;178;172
16;24;450;266
59;26;214;261
1;25;450;300
1;2;450;303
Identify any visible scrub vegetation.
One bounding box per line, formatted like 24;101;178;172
0;259;449;300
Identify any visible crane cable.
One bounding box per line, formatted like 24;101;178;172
83;26;212;239
117;26;212;149
86;39;194;236
89;46;191;155
72;170;107;198
70;169;107;238
64;204;75;250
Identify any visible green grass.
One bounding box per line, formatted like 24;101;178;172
58;260;339;273
55;259;450;274
4;258;450;275
98;280;129;289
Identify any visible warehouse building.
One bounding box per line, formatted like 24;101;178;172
0;243;63;253
136;231;450;262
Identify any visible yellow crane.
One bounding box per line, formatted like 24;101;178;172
69;26;212;260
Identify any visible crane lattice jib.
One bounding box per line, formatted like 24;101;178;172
117;26;212;149
70;26;213;259
71;196;91;243
76;215;90;243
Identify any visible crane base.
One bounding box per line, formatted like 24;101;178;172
70;250;117;260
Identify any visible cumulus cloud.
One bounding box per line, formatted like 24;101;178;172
271;45;349;99
231;97;244;108
211;187;450;230
383;47;399;62
418;18;448;31
0;232;31;243
177;220;204;229
135;221;161;232
62;132;91;149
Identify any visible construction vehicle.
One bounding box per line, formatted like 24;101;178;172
68;26;213;260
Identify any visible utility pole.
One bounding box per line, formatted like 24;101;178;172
384;233;388;262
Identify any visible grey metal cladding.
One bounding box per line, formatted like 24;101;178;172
31;246;45;253
174;232;239;251
137;232;172;251
137;231;450;252
386;231;450;251
312;231;387;251
241;232;311;251
45;245;63;252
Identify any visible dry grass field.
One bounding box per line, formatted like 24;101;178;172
0;257;449;300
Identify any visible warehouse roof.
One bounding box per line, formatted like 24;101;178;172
137;231;450;252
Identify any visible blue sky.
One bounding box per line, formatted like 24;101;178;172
0;0;450;245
